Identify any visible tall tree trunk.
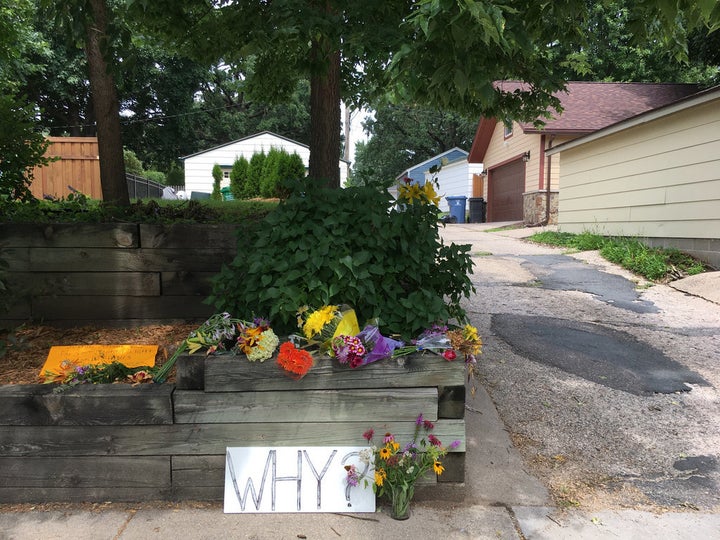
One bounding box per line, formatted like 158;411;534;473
85;0;129;205
309;37;341;188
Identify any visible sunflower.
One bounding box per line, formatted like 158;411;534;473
379;446;392;460
433;460;445;475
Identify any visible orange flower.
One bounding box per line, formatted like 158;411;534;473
277;342;314;379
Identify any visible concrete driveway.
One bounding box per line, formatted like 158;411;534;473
441;223;720;512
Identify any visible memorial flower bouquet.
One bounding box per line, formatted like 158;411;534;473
296;304;360;350
154;312;279;383
330;324;405;368
354;414;461;519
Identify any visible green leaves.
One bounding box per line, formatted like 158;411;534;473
210;182;475;337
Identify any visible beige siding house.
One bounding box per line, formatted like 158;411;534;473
548;85;720;268
468;82;698;224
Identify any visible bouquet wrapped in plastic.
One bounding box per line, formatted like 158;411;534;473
331;325;405;369
297;304;360;350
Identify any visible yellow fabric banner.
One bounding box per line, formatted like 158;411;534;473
40;344;158;378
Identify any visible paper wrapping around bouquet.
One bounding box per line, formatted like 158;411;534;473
40;344;158;378
332;308;360;339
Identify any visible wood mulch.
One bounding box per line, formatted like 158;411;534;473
0;323;199;385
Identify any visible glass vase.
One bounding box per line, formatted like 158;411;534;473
388;484;414;520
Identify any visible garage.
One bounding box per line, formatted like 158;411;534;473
488;159;525;221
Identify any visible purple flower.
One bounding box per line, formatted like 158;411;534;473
345;464;359;487
449;440;461;450
415;413;424;426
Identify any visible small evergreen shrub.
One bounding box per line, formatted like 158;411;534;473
230;156;249;199
259;148;283;198
209;180;475;337
245;152;266;198
211;164;223;201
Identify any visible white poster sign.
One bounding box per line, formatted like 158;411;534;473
224;446;375;513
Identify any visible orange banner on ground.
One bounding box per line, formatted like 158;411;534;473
40;344;158;378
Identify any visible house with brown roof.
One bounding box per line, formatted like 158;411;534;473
547;84;720;268
467;81;699;224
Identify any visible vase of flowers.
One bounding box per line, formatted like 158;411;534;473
355;414;461;520
387;483;414;520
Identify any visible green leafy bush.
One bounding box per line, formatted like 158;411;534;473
145;170;167;185
0;94;52;204
208;181;475;337
124;149;144;176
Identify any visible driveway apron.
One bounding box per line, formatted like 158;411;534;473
441;224;720;511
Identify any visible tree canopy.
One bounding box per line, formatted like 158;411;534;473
4;0;720;203
351;104;477;186
132;0;719;187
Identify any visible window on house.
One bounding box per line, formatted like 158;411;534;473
503;121;513;138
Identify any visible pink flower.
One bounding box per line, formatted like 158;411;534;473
423;420;434;431
443;349;457;361
428;434;442;447
363;429;374;442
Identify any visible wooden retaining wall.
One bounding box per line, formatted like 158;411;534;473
0;354;466;503
0;223;240;328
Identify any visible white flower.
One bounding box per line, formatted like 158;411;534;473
246;329;280;362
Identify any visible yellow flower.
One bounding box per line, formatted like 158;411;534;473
464;324;479;341
391;441;400;452
399;183;422;204
422;182;441;206
374;468;387;486
433;460;445;475
379;446;392;460
303;305;338;338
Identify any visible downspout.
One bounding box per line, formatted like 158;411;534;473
545;135;555;225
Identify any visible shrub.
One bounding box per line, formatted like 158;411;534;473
166;163;184;186
124;149;144;175
145;170;166;185
211;164;223;201
230;156;249;199
0;94;51;204
245;151;266;198
208;180;475;337
277;151;306;197
259;148;283;198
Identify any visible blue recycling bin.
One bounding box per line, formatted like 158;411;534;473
446;196;467;224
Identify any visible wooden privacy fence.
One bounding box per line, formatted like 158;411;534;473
30;137;102;200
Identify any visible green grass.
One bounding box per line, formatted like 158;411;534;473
528;231;708;282
483;224;523;232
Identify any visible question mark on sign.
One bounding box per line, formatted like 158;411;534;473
341;451;371;508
